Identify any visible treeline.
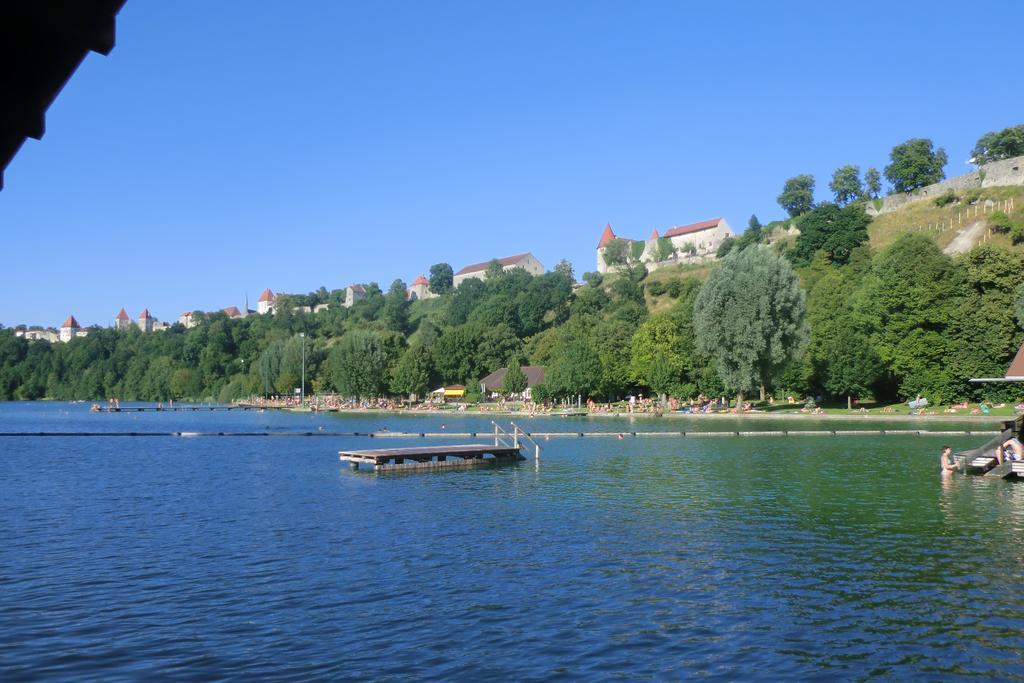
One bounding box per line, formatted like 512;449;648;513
2;231;1022;406
4;125;1024;406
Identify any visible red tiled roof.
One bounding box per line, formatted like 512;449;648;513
662;218;722;239
223;306;242;317
258;288;275;302
597;223;616;249
115;308;129;321
138;308;151;319
649;228;660;240
412;275;429;287
62;315;79;328
1007;342;1024;378
455;252;531;276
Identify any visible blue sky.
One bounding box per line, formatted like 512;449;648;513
3;0;1023;327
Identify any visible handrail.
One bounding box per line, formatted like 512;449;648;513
491;421;512;449
509;420;542;460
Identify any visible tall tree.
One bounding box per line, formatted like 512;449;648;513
629;312;693;394
428;263;454;295
853;234;958;401
884;138;948;193
601;238;630;268
546;338;601;400
502;362;528;395
805;268;881;408
948;246;1022;401
390;344;433;398
328;330;399;398
777;175;816;217
864;167;882;199
553;259;574;282
694;246;809;406
381;279;410;334
789;203;872;266
829;165;863;206
971;124;1024;165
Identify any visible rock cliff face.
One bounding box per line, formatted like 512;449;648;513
867;155;1024;216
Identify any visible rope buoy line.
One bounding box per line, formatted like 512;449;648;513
0;429;1000;438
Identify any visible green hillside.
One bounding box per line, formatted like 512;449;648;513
868;186;1024;252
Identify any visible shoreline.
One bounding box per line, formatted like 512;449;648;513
269;406;1009;425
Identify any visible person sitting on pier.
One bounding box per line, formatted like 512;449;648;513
940;446;960;473
998;436;1024;464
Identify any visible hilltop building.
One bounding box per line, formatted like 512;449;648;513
137;308;155;333
59;315;84;342
223;306;243;319
407;275;437;301
596;218;733;274
114;308;131;331
343;285;366;308
257;288;275;315
16;326;58;343
453;252;544;288
178;311;200;328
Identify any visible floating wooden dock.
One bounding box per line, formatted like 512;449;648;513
339;444;525;472
956;415;1024;479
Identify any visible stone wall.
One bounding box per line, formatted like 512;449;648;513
866;154;1024;216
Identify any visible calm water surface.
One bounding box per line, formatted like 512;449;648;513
1;403;1023;680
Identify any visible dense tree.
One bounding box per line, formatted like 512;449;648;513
853;234;958;401
545;337;601;399
864;167;882;199
553;259;574;282
716;236;737;259
629;312;694;396
601;238;630;268
653;237;676;262
789;203;872;266
777;174;816;217
804;268;882;408
390;344;434;398
328;330;400;398
885;138;948;193
428;263;454;295
971;124;1024;165
829;165;863;206
946;246;1023;401
502;363;528;395
382;279;411;334
694;246;808;405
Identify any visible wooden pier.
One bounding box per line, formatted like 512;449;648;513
339;444;524;472
94;406;255;413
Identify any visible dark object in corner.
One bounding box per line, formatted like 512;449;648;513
0;0;127;190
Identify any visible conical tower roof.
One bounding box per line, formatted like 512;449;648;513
116;308;129;321
62;315;79;328
597;223;616;249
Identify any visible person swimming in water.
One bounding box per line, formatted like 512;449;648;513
940;446;960;473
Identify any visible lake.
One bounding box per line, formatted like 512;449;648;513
2;402;1023;680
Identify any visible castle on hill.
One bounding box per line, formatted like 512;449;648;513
596;218;733;274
